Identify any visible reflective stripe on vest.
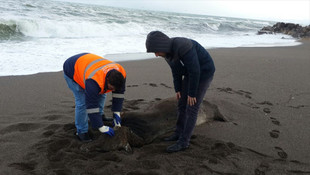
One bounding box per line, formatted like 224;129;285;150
83;58;106;84
73;53;126;94
83;62;116;84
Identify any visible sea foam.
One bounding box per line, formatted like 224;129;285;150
0;0;299;76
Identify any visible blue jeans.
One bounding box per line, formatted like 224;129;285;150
64;74;106;134
176;75;214;146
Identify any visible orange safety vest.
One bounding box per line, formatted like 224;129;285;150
73;53;126;94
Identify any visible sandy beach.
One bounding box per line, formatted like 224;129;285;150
0;40;310;174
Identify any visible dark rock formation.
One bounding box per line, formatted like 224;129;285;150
258;22;310;38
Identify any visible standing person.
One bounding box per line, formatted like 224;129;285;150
145;31;215;153
63;53;126;142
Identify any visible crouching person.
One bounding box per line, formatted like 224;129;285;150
63;53;126;142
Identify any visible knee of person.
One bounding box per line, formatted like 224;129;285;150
75;103;86;109
178;101;187;109
187;105;199;115
178;105;187;112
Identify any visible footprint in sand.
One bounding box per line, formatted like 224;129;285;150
269;130;280;138
256;101;273;114
149;83;157;87
238;90;252;99
254;162;269;175
160;83;172;89
127;84;138;87
263;108;271;114
257;101;273;106
217;87;253;99
217;87;234;94
270;117;280;126
274;147;288;159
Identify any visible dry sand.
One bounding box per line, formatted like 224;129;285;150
0;41;309;174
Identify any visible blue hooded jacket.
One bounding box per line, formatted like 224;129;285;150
146;31;215;97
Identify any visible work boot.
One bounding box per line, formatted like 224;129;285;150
166;142;189;153
76;132;92;142
163;133;179;141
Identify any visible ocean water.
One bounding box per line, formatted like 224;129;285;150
0;0;300;76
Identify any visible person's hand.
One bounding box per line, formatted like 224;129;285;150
113;112;121;127
176;92;181;100
187;96;197;106
99;125;115;137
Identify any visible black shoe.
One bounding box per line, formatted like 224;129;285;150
163;134;179;141
76;132;92;142
166;142;189;153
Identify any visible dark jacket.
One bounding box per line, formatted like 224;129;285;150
146;31;215;97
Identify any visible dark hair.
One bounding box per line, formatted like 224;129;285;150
107;70;125;91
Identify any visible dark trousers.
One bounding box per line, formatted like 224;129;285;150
176;75;213;146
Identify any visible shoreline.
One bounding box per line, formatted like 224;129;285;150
0;38;303;77
0;40;309;174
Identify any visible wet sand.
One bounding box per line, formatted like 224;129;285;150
0;40;309;174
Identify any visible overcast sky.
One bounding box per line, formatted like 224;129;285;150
78;0;310;25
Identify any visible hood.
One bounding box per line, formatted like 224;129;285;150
145;31;172;53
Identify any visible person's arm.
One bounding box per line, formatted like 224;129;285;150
85;79;114;136
165;58;184;93
111;78;126;127
181;47;200;98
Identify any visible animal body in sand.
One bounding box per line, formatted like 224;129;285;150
82;97;226;152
